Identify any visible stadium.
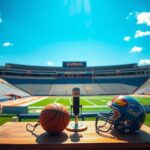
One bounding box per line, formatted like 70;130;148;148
1;62;150;96
0;0;150;149
0;62;150;149
0;61;150;116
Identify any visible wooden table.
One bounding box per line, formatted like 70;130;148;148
0;121;150;150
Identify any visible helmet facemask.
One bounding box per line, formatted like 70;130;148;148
95;108;121;133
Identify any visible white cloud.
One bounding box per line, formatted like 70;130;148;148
126;12;133;19
2;42;13;47
130;46;143;53
123;36;131;41
47;61;53;66
134;30;150;38
136;12;150;26
139;59;150;65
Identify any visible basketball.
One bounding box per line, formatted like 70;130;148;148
39;103;70;134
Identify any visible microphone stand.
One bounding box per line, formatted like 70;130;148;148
66;87;87;132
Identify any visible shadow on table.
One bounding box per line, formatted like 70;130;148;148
36;132;68;144
97;128;150;142
69;132;83;142
110;128;150;142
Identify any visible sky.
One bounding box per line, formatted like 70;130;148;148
0;0;150;67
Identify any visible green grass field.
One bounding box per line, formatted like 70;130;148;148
29;96;112;113
27;95;150;127
29;96;150;113
0;95;150;127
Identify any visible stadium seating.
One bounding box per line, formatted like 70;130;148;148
5;76;146;95
135;79;150;94
11;83;138;96
0;78;30;99
18;84;52;96
0;63;149;96
0;95;10;102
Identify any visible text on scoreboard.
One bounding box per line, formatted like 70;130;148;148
63;62;87;68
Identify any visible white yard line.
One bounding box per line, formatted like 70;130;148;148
83;97;97;99
69;97;72;105
29;105;107;109
20;96;48;106
53;97;60;103
82;97;97;106
29;105;108;113
101;100;108;102
29;106;44;108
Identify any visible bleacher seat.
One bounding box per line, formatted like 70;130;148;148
0;78;30;99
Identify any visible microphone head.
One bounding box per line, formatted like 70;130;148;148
72;87;80;97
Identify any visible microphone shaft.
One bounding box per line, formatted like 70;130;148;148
73;97;80;116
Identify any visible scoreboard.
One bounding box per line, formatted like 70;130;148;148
63;62;86;68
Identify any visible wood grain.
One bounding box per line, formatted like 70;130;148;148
0;121;150;150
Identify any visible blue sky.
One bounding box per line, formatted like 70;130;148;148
0;0;150;67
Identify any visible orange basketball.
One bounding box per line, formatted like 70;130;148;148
39;103;70;134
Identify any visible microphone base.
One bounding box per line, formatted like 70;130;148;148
66;122;87;132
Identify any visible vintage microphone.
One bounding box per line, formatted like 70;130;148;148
72;87;80;128
66;87;87;132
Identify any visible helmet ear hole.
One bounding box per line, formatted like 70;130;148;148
124;120;133;127
114;120;134;133
124;120;133;133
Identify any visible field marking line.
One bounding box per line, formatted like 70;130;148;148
20;96;48;106
29;106;44;108
83;97;98;99
101;100;108;102
53;97;60;103
68;97;72;105
82;97;97;106
29;105;107;109
29;105;108;113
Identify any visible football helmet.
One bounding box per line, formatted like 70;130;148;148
95;95;145;133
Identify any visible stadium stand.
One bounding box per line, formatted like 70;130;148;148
0;95;10;102
17;84;52;96
0;78;30;100
135;78;150;95
0;62;149;96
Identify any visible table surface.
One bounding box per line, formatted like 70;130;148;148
0;121;150;149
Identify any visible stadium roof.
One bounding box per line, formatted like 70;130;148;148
2;63;138;70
